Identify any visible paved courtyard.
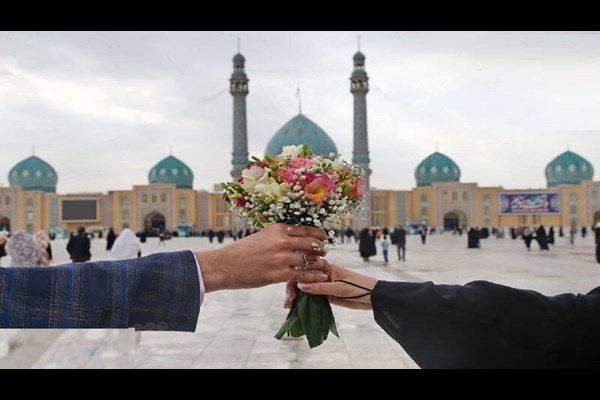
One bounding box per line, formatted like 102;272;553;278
1;232;598;368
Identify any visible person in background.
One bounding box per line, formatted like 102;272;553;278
106;228;116;251
393;225;407;261
5;230;42;267
420;226;427;244
34;230;53;266
381;235;390;263
66;226;91;263
111;225;142;260
548;226;555;245
158;231;167;246
0;236;7;266
594;222;600;264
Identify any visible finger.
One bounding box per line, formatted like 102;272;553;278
286;281;298;302
289;253;327;271
285;225;327;241
288;270;329;284
297;281;357;297
288;237;327;256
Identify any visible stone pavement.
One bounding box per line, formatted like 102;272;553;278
0;232;598;368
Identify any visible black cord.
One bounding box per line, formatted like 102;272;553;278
334;279;373;299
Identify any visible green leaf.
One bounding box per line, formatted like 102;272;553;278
296;292;335;349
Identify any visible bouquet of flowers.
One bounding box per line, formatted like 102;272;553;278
222;144;365;348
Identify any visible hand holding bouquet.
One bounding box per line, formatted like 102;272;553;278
222;144;365;348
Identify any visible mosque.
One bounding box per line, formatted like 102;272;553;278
1;49;599;237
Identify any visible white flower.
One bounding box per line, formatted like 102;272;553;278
255;183;283;199
280;145;303;158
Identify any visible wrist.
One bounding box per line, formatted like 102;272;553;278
194;250;232;292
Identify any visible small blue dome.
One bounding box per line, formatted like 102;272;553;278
148;155;194;189
233;53;245;65
353;51;365;64
545;150;594;188
265;114;338;157
415;152;461;187
9;155;58;193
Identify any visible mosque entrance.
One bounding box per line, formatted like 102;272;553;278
0;216;10;233
444;210;467;231
145;212;166;232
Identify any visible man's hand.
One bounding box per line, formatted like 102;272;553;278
285;261;378;310
195;224;329;292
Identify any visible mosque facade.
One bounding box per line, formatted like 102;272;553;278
1;50;599;237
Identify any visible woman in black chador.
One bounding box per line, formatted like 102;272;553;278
106;228;116;251
548;226;555;245
536;225;550;250
467;227;480;249
291;262;600;368
358;228;376;262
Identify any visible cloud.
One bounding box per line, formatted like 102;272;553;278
0;31;599;194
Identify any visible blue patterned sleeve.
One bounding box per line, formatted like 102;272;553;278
0;250;200;332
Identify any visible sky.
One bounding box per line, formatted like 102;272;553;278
1;31;600;194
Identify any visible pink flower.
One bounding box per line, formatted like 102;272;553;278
325;171;340;183
350;178;365;197
305;175;336;204
290;156;313;170
277;168;296;184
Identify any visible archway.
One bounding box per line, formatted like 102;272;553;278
145;212;166;232
444;210;467;231
0;215;10;232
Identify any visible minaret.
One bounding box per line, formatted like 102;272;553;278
230;45;249;180
351;43;371;228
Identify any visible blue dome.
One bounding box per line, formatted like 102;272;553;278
415;152;461;187
148;155;194;189
265;114;338;157
353;51;365;64
9;156;57;193
545;150;594;188
233;53;245;65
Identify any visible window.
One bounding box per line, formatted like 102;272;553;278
532;215;539;224
441;191;449;202
4;196;10;206
592;190;599;200
26;198;34;207
179;197;187;220
483;206;490;216
452;192;458;201
151;194;157;203
421;206;427;218
160;193;167;203
462;191;469;201
483;194;490;205
141;194;148;203
519;215;528;224
420;195;427;204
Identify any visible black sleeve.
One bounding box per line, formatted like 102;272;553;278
372;280;600;368
47;244;53;260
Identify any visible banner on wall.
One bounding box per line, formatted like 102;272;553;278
499;193;560;214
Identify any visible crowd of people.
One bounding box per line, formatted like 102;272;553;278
334;222;600;265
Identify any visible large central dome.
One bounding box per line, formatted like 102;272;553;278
415;152;461;187
9;155;58;193
148;155;194;189
265;114;338;157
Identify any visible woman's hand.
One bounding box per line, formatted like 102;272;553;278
196;223;330;292
285;261;378;310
